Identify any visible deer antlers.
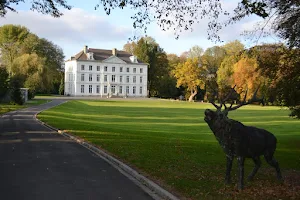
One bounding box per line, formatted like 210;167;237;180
209;85;263;112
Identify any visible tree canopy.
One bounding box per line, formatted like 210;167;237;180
1;1;299;47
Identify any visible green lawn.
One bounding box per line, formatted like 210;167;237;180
0;99;49;115
38;100;300;199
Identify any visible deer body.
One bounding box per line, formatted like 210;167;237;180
204;86;283;190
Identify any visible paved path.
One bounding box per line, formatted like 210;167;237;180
0;100;153;200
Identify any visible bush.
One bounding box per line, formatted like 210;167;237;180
290;106;300;119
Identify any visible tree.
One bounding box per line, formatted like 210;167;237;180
187;45;204;59
0;0;71;17
173;58;206;101
232;56;264;99
1;1;299;47
10;75;24;105
0;25;30;76
123;41;136;54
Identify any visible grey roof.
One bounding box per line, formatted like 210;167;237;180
68;48;145;64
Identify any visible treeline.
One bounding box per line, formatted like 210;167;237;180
0;24;64;104
124;38;300;118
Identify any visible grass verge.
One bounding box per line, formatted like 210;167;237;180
0;99;49;115
38;100;300;199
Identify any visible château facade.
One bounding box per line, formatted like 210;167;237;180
64;46;148;97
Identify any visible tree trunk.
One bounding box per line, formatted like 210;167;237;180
188;89;197;102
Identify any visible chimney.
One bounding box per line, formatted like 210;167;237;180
83;45;88;54
112;48;117;56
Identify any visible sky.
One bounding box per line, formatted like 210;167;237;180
0;0;281;60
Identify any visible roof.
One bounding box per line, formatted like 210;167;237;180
67;48;145;64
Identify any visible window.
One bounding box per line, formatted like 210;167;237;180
97;66;100;71
97;74;100;82
96;85;100;93
133;68;136;73
112;67;115;72
81;85;84;93
140;76;143;83
126;76;129;83
119;86;123;94
104;75;107;82
89;74;92;82
126;86;129;94
126;67;129;72
112;75;116;82
140;86;143;94
133;86;136;94
81;74;84;81
89;85;92;93
104;86;107;94
120;67;123;72
133;76;136;83
111;85;116;94
140;68;143;73
104;66;108;72
81;65;85;70
89;65;92;71
119;76;123;83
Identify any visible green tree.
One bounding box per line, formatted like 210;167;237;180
10;75;24;105
187;45;204;59
0;25;30;76
173;58;206;101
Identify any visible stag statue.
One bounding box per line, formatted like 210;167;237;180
204;86;283;190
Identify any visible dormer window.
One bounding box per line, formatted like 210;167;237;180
87;52;94;60
129;55;138;63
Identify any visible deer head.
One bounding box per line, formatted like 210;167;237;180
204;85;263;126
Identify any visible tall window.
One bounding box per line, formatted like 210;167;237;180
104;86;107;93
126;86;129;94
89;74;92;81
97;74;100;82
96;85;100;93
126;76;129;83
120;67;123;72
140;76;143;83
140;68;143;73
104;66;108;72
119;76;123;83
126;67;129;73
112;75;116;82
104;75;107;82
111;85;116;94
81;74;84;81
133;86;136;94
112;67;115;72
81;65;85;70
89;85;92;93
89;65;92;71
140;86;143;94
97;66;100;71
133;76;136;83
119;86;123;94
81;85;84;93
133;68;136;73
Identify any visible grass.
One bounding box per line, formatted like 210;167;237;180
37;100;300;199
0;99;49;115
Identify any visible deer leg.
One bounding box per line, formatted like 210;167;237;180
225;154;233;184
248;156;261;181
237;156;245;190
264;153;283;181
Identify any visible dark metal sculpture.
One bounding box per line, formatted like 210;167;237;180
204;86;283;190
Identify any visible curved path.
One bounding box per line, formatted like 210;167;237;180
0;100;152;200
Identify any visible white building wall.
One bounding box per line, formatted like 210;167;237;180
65;59;148;97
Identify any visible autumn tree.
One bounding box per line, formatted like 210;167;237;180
187;45;204;59
232;56;265;99
0;66;9;99
173;58;206;102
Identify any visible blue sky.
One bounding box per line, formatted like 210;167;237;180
0;0;281;59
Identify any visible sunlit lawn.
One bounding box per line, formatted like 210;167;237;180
38;100;300;199
0;99;49;115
